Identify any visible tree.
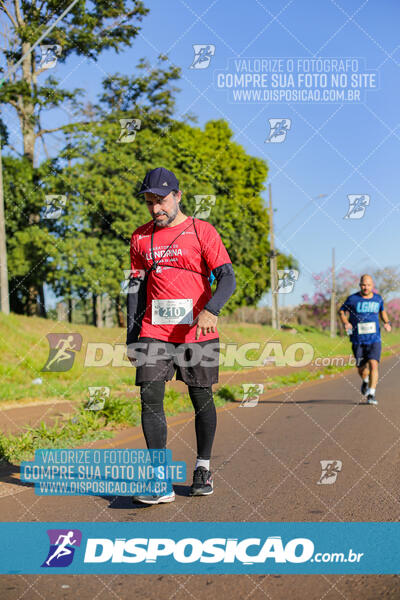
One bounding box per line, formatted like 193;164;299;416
386;298;400;328
47;111;292;323
301;268;359;331
1;154;57;314
0;0;149;162
43;59;180;326
0;0;149;314
163;118;295;310
371;267;400;298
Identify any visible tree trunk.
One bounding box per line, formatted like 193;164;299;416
56;302;67;321
20;41;36;164
103;294;113;327
27;284;38;316
0;141;10;314
83;297;89;324
115;294;125;327
38;285;47;318
96;294;103;328
68;297;72;323
92;294;97;326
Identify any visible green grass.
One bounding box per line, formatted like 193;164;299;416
266;366;344;389
0;312;398;406
264;347;395;389
1;344;397;463
0;409;113;464
216;322;400;371
0;386;242;463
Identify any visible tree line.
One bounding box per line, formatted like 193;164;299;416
0;1;294;326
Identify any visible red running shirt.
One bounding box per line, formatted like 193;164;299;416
130;217;232;343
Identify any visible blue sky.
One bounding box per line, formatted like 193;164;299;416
3;0;400;306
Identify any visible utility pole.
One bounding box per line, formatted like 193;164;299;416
0;139;10;314
330;247;336;338
269;184;279;330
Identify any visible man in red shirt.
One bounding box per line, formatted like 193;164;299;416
127;167;236;504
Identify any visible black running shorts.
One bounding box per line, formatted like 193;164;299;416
132;337;220;387
352;342;381;367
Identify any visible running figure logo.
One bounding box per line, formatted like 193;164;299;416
265;119;291;143
317;460;342;485
42;333;82;372
85;386;110;411
41;529;82;568
117;118;141;143
43;195;67;220
38;44;62;70
193;195;216;219
344;195;370;219
240;383;264;407
275;269;299;294
190;45;215;69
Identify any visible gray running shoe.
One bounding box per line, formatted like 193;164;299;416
132;490;175;505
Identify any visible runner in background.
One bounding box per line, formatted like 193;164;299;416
126;167;236;504
339;274;391;405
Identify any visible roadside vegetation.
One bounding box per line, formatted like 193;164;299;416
1;313;398;406
1;347;395;463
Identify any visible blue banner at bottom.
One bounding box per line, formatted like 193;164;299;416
1;522;399;574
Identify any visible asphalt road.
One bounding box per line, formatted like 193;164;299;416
1;354;399;599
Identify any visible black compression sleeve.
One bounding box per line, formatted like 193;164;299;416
188;386;216;459
140;381;167;449
204;263;236;316
126;275;147;345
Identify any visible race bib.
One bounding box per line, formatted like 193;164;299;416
152;299;193;325
357;322;376;335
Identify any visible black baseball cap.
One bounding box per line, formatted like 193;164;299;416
138;167;179;197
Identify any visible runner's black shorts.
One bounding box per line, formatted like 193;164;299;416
132;337;220;387
352;342;381;367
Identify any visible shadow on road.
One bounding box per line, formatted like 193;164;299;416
0;460;33;489
104;484;191;509
102;496;141;509
236;398;360;405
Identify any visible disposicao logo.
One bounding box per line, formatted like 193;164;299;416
83;536;314;564
37;531;365;570
41;529;82;567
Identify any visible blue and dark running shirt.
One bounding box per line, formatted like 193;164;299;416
340;292;384;345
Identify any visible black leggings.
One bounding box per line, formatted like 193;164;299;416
140;381;217;460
